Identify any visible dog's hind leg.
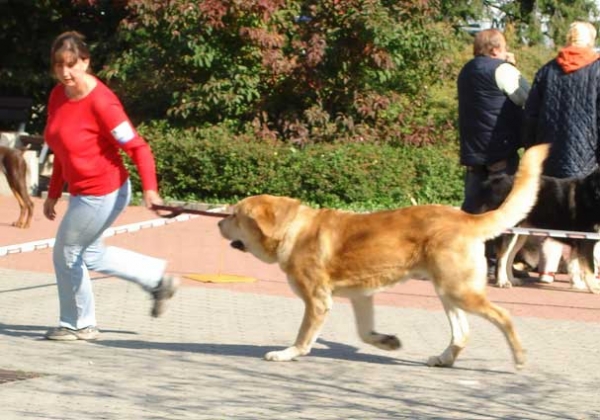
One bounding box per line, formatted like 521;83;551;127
9;186;33;228
4;151;33;228
427;296;470;368
351;295;401;351
496;234;527;288
264;284;332;362
456;291;526;369
574;241;600;294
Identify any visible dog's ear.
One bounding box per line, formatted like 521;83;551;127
245;195;301;240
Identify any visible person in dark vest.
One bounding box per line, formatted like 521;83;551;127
524;21;600;284
457;29;530;276
458;28;530;214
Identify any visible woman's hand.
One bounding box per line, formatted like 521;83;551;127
143;190;165;215
43;197;59;221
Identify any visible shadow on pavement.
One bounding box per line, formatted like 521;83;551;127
0;323;517;374
0;323;138;339
90;337;420;365
90;337;511;374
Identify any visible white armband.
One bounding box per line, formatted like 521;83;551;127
111;121;135;144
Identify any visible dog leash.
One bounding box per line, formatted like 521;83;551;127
151;204;231;219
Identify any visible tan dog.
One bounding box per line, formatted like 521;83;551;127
218;144;549;369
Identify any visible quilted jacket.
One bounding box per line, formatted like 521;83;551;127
524;56;600;178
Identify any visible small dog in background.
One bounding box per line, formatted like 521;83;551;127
0;146;33;228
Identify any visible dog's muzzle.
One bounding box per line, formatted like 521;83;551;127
230;240;246;251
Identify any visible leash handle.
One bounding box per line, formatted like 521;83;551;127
151;204;230;219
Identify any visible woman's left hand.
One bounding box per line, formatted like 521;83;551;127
143;190;164;214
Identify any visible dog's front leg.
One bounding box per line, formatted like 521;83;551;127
264;287;332;362
351;295;400;350
427;297;469;368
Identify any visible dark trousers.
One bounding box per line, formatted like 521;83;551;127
461;154;520;213
461;154;520;262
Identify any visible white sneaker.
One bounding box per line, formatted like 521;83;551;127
45;326;100;341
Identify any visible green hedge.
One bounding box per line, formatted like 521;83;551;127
132;122;464;210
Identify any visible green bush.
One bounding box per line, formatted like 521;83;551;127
131;122;464;210
101;0;458;146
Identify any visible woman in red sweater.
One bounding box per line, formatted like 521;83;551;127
43;31;179;341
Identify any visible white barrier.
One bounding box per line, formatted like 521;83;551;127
0;211;213;257
504;227;600;240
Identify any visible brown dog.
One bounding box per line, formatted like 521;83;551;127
218;144;549;369
0;146;33;228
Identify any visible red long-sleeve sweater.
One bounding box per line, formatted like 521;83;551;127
44;78;158;199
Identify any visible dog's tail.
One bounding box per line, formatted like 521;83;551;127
467;143;549;241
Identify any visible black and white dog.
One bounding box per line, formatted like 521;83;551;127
475;169;600;294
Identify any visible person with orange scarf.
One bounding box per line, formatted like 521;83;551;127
524;21;600;285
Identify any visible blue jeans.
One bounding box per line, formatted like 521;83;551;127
53;180;166;329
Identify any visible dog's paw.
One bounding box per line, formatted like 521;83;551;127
514;352;526;370
509;277;523;286
426;345;461;368
426;355;454;368
372;334;401;351
11;221;28;229
586;278;600;294
572;277;600;294
589;286;600;295
264;347;303;362
496;277;523;288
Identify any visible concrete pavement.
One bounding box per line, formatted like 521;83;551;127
0;197;599;419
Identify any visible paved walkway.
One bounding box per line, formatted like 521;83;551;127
0;196;599;419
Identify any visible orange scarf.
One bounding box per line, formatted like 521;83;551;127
556;46;599;73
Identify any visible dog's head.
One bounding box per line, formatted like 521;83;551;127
218;194;301;264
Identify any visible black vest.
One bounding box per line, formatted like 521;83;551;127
458;56;523;166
